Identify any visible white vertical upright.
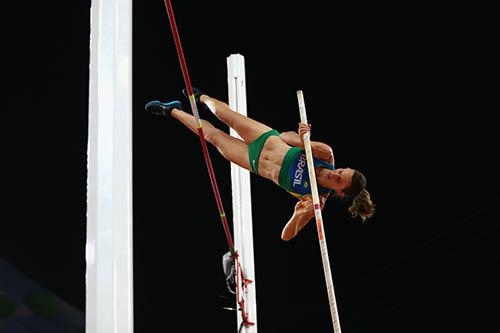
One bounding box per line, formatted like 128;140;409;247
87;0;133;332
227;53;258;333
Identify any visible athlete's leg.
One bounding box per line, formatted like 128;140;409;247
200;94;273;144
171;108;251;170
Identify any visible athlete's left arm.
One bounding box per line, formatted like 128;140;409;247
281;194;329;241
280;123;334;163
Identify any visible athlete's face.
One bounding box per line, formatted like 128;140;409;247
329;168;354;198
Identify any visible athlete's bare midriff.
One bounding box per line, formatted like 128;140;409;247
257;136;291;185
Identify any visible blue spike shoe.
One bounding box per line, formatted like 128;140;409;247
145;100;182;116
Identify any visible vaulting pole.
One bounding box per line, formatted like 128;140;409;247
162;0;234;251
160;2;256;329
296;90;342;333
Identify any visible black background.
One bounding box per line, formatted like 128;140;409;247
3;1;498;332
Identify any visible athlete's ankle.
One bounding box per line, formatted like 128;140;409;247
199;94;209;103
203;98;217;115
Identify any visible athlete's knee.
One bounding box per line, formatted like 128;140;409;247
204;128;225;145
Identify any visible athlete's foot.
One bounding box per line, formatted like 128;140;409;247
145;100;182;116
182;87;203;103
182;87;214;114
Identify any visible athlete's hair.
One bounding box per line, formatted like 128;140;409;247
344;169;375;222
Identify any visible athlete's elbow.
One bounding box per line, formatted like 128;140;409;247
326;146;334;160
279;132;290;142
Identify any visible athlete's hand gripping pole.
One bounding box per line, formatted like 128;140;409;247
297;90;342;333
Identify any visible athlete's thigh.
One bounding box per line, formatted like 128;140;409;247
217;105;273;143
211;130;251;171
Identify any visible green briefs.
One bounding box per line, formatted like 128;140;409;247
248;129;280;174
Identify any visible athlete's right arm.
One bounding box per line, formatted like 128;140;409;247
280;124;334;163
279;130;303;147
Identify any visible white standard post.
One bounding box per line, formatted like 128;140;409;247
227;53;258;332
87;0;133;332
296;90;341;333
